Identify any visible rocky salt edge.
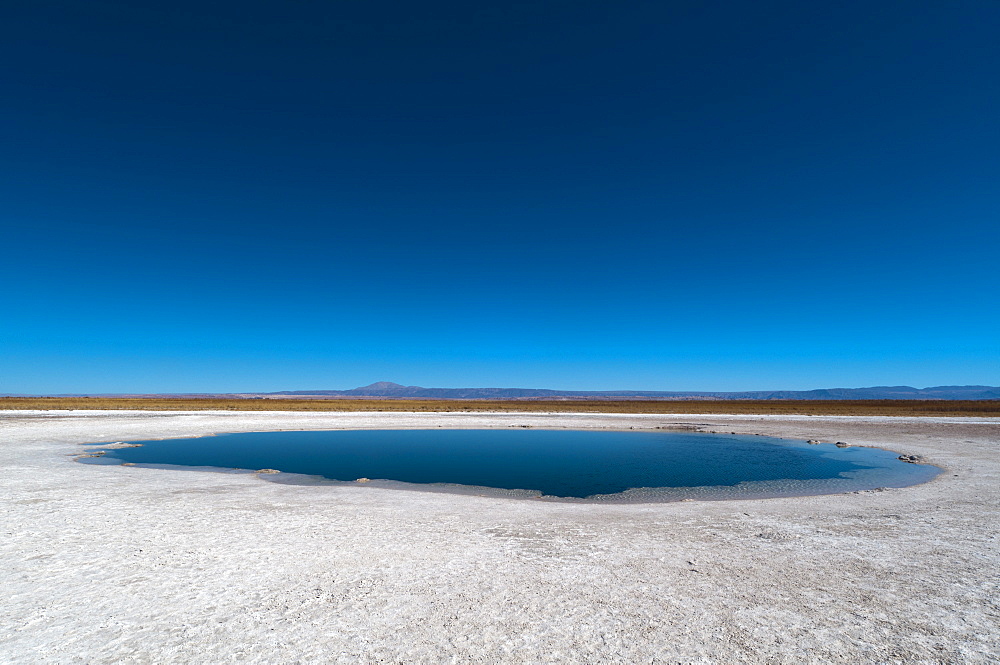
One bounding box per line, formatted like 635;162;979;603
2;410;998;663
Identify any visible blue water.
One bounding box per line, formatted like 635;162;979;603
81;429;940;501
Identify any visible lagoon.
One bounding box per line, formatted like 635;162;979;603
83;429;940;501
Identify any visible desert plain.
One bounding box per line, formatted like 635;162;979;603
2;409;998;663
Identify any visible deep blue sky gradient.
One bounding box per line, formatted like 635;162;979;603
2;1;998;393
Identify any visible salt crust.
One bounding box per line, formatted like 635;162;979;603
1;410;998;663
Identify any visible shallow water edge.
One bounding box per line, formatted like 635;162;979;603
76;427;942;503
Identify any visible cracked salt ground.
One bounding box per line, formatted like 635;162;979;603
1;410;999;663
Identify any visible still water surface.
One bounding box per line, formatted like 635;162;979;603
84;429;939;501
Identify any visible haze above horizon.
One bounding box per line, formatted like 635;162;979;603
12;382;996;402
3;1;998;394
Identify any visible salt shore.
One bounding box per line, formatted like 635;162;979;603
2;410;998;663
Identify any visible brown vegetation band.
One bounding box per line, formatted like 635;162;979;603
2;397;999;417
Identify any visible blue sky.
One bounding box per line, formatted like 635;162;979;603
2;0;998;393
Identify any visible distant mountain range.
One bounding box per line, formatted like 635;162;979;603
7;382;999;400
264;382;1000;401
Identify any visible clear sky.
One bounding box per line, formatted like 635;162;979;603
2;0;998;394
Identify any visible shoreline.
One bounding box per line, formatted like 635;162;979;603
74;425;944;505
3;410;998;662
